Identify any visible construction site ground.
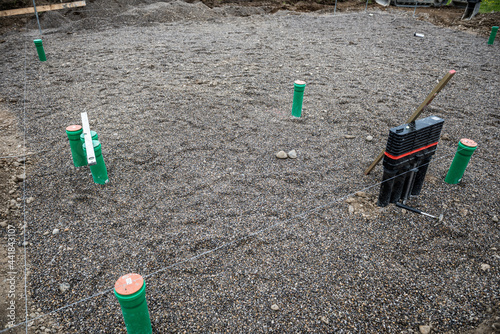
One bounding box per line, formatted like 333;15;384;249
0;0;499;333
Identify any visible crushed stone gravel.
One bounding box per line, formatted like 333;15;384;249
0;3;498;333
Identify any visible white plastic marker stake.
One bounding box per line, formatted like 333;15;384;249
81;112;96;166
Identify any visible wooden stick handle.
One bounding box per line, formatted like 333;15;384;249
406;70;455;123
364;70;456;175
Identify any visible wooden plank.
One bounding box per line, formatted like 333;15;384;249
0;1;86;17
364;70;456;175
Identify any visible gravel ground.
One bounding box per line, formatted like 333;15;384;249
0;2;499;333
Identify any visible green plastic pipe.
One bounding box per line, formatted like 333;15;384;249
114;274;152;334
488;26;498;45
33;39;46;61
80;130;98;144
444;138;477;184
82;140;109;184
66;125;87;167
291;80;306;118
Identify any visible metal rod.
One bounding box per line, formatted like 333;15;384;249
81;112;96;166
402;167;418;204
396;202;438;219
32;0;42;35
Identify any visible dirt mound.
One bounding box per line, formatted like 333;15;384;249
1;0;499;36
345;191;381;220
115;1;218;24
30;10;70;30
409;6;500;36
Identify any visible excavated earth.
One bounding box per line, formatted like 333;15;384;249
0;0;499;333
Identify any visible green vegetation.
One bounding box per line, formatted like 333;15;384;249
479;0;500;13
445;0;499;13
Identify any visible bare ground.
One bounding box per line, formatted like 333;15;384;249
0;0;499;333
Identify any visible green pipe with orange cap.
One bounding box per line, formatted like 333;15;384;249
445;138;477;184
66;125;87;167
114;273;152;334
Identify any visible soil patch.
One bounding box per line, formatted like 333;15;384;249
1;0;500;36
0;1;499;333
